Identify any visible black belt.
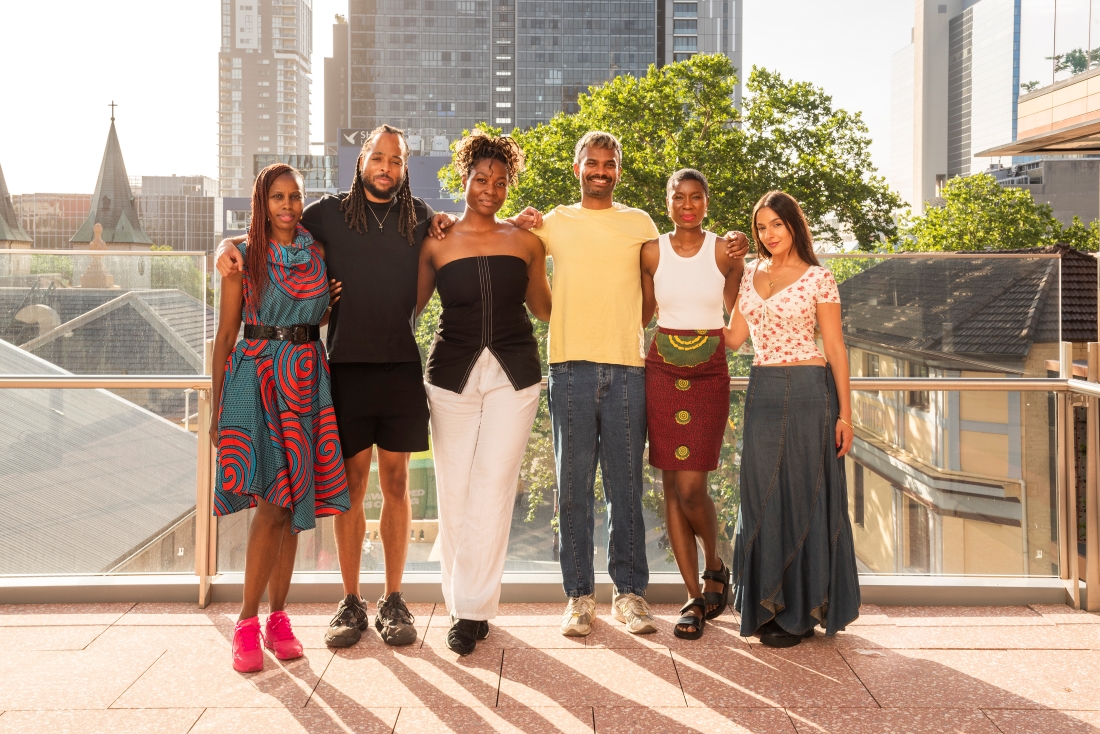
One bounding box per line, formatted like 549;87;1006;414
243;324;320;343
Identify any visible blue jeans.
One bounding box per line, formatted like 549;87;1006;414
548;361;649;597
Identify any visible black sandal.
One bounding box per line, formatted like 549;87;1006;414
674;598;706;640
702;561;731;620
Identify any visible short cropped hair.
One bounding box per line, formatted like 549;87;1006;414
573;131;622;165
666;168;710;199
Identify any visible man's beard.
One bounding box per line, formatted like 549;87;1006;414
362;173;403;201
581;175;615;199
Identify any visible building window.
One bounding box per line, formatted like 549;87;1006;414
674;2;698;18
907;362;930;412
854;463;865;527
906;496;930;573
863;351;879;395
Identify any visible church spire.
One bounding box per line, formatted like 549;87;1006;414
71;105;153;248
0;160;32;247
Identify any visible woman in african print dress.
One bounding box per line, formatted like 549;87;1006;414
211;163;350;673
640;169;745;640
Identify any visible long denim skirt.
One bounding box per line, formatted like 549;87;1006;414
732;365;860;637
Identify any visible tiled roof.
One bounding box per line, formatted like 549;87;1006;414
838;249;1096;359
0;339;196;574
0;161;31;244
70;121;153;246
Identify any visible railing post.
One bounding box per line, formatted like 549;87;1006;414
1087;343;1100;611
195;339;217;608
1061;342;1081;609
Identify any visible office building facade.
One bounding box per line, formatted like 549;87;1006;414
890;0;1021;212
334;0;657;149
219;0;313;198
657;1;743;107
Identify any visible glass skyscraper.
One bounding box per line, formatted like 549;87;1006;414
344;0;657;145
218;0;313;198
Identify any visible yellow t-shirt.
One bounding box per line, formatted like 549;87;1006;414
533;202;660;366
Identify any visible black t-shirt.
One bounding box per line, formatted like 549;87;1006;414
301;193;434;364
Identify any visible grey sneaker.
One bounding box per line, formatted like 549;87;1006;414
612;592;658;634
324;594;369;648
560;594;596;637
375;592;417;646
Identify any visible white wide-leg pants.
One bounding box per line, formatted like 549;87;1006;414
426;349;541;621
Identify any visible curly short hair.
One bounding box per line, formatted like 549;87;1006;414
453;130;526;186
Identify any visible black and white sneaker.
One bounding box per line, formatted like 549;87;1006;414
324;594;369;648
375;592;417;646
446;618;486;656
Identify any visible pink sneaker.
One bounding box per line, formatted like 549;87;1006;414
232;616;264;672
265;610;304;660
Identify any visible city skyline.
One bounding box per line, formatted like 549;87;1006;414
1;0;911;195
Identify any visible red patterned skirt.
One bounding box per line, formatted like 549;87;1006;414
646;328;730;471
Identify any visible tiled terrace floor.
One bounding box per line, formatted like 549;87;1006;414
3;602;1100;732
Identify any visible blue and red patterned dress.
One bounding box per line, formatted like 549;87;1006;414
214;225;350;532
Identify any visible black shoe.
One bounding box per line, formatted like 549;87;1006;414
324;594;369;648
447;618;483;656
375;592;417;646
450;615;489;641
759;621;814;649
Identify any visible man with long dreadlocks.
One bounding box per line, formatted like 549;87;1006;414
215;124;463;648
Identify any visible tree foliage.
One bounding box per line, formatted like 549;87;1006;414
897;173;1099;252
440;55;900;249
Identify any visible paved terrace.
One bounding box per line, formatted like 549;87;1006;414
3;602;1100;732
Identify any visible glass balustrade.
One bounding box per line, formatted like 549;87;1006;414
0;252;1082;581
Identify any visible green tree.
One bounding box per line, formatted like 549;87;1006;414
440;55;900;249
897;173;1061;251
1057;216;1100;252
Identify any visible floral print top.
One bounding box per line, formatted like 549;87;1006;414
738;259;841;366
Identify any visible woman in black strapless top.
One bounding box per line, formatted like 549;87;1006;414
415;131;551;656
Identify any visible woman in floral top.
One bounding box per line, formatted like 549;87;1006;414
723;191;860;648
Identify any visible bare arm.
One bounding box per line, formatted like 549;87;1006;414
506;206;543;230
215;235;248;277
818;301;853;457
523;234;552;322
428;211;458;240
723;295;750;352
640;238;659;327
415;236;438;319
715;236;744;316
209;273;244;446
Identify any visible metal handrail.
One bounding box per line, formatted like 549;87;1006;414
0;375;210;389
0;249;206;257
0;375;1075;392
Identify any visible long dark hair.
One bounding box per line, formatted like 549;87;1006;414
751;190;819;266
246;163;303;310
340;124;418;245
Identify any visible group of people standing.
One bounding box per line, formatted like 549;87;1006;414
210;124;860;673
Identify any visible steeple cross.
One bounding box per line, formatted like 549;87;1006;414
108;100;118;121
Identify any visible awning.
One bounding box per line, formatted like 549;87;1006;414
976;118;1100;157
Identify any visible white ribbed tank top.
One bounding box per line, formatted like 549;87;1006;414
653;231;727;330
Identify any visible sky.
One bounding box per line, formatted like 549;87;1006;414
0;0;914;195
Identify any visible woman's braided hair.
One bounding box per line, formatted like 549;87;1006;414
246;163;303;310
453;129;525;186
340;124;419;245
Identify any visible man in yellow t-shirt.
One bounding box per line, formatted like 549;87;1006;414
530;132;663;638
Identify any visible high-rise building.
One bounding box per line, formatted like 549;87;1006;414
890;0;1021;212
657;1;743;108
219;0;313;198
135;176;220;252
334;0;658;149
324;14;351;153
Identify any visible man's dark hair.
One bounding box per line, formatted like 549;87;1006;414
341;124;418;245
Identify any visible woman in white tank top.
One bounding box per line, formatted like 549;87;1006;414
640;169;745;640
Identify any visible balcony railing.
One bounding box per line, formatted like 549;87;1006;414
1;250;1097;610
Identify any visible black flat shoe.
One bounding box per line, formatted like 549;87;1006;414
759;623;816;648
702;562;731;620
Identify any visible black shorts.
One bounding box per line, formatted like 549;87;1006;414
330;361;430;457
